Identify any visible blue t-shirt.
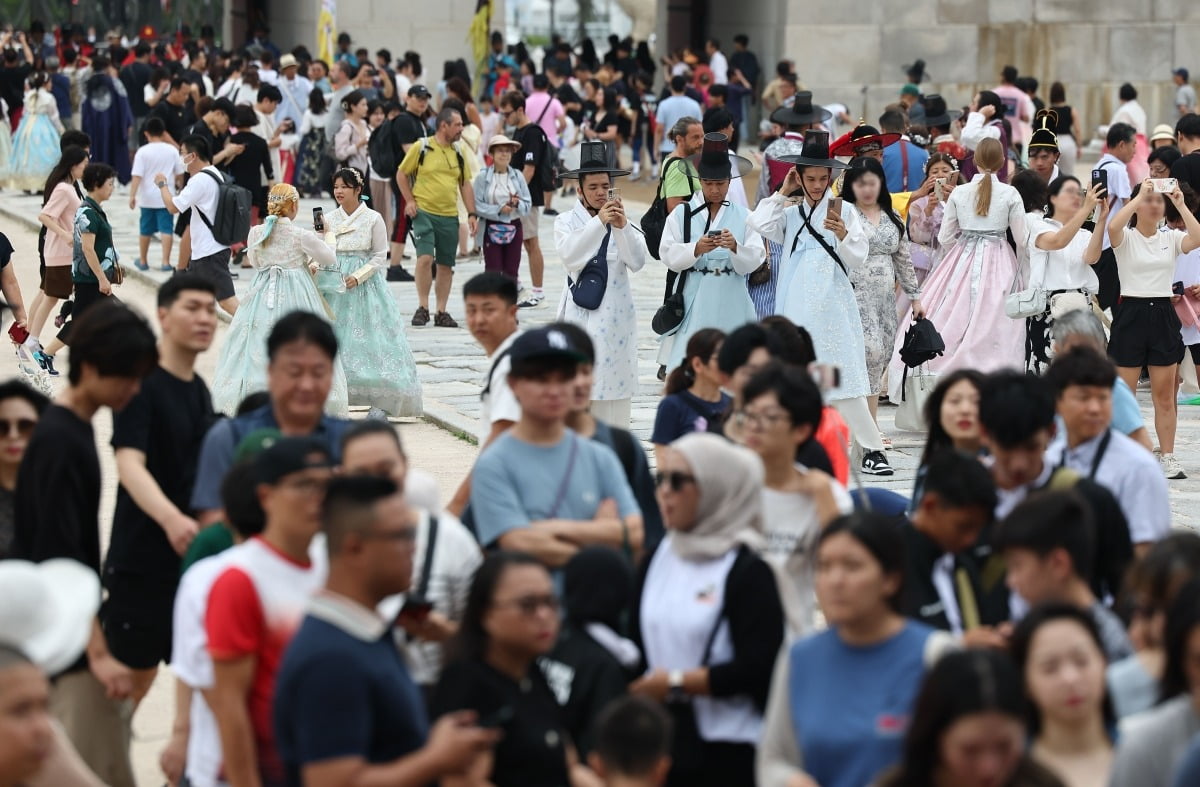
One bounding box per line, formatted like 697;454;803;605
471;430;640;548
882;140;929;193
274;615;429;785
1111;377;1143;436
190;404;352;511
788;622;935;787
650;390;731;445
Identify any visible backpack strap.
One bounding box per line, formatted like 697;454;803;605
416;137;466;185
415;514;438;599
480;346;513;400
193;168;223;230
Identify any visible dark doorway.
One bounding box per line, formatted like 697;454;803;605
666;0;706;54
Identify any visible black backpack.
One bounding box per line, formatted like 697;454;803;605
531;124;561;193
640;157;696;260
368;116;403;178
197;169;253;247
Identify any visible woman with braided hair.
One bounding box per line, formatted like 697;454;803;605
210;183;349;415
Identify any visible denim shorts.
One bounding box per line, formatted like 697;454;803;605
139;207;174;236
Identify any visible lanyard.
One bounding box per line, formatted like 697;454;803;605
1057;428;1111;481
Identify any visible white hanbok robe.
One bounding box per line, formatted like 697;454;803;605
554;201;646;401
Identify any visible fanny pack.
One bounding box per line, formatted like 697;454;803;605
486;221;518;245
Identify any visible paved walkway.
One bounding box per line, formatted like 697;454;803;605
1;179;1197;529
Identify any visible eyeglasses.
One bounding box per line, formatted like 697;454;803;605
494;594;560;616
0;418;35;438
655;471;696;491
733;410;789;430
364;527;417;543
280;476;329;495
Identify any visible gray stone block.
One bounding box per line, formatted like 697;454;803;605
880;27;981;85
1036;26;1111;87
787;24;881;86
1152;0;1200;22
880;0;939;28
786;0;873;25
1034;0;1140;23
938;0;987;24
991;0;1034;24
1109;26;1174;83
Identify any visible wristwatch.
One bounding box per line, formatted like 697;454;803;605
666;669;687;704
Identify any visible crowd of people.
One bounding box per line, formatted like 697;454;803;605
0;16;1198;787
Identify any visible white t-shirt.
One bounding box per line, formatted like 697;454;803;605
1028;217;1100;293
478;331;522;443
171;553;233;787
378;509;483;686
760;477;854;638
1112;226;1185;298
173;165;225;259
131;141;183;209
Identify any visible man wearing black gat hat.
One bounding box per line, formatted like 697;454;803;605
656;133;763;370
551;140;646;429
747;130;896;476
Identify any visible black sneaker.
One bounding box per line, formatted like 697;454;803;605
387;266;415;282
861;450;894;476
543;208;559;216
412;306;430;326
657;365;667;381
433;311;459;328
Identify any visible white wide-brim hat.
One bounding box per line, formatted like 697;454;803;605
0;559;100;674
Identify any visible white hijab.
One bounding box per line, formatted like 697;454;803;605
668;433;765;562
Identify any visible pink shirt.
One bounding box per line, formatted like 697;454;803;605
525;92;564;147
40;183;81;266
992;84;1034;145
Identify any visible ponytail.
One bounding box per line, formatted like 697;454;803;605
664;328;726;395
972;138;1005;217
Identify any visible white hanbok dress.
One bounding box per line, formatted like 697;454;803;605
748;193;871;401
554;201;646;403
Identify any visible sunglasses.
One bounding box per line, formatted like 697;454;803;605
655;471;696;491
495;594;560;616
0;418;35;438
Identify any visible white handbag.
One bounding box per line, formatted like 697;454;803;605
1049;291;1091;319
895;367;939;433
1005;262;1047;319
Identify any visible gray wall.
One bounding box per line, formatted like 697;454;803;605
709;0;1198;141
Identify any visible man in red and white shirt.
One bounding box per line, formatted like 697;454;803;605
205;437;334;787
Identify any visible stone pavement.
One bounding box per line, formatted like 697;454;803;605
1;180;1198;530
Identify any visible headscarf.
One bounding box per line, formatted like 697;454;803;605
254;183;300;247
667;432;765;561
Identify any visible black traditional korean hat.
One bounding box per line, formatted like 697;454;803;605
688;133;753;180
779;129;849;170
559;140;631;179
1028;109;1060;153
769;91;833;127
921;94;962;129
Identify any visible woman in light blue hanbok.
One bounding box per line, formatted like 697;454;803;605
657;133;762;369
211;183;350;415
322;167;423;416
5;75;64;191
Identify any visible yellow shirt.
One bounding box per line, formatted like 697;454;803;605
398;138;464;218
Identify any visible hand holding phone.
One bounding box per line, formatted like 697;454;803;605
828;196;843;215
1091;168;1108;196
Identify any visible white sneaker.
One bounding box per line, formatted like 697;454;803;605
518;292;544;309
1162;453;1187;480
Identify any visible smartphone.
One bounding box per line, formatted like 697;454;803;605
934;178;946;202
1153;177;1179;193
395;595;434;624
809;363;841;392
1091;168;1108;194
312;206;324;232
707;230;722;238
607;187;620;203
1174;281;1187;296
828;196;842;215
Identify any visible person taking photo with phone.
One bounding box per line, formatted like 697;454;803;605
657;133;762;371
1106;179;1200;480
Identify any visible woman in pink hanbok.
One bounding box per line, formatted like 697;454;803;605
888;138;1026;399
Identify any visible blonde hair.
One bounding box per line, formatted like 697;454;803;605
254;184;301;247
973;138;1005;217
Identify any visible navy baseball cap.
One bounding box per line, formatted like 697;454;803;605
408;84;432;99
253;437;333;485
508;326;587;364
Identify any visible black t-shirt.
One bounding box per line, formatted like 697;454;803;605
13;405;102;572
106;367;215;578
148;99;196;146
225;131;274;191
1172;152;1200;196
119;61;153;116
542;624;632;757
552;84;584;125
432;660;571;787
186;120;228;168
1051;106;1074;136
511;122;547;206
0;64;32;112
392;110;429;151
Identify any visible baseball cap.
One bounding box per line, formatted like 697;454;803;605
508;326;587;364
408;84;432;99
253;437;333;485
1175;67;1190;82
900;83;920;97
235;428;282;461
